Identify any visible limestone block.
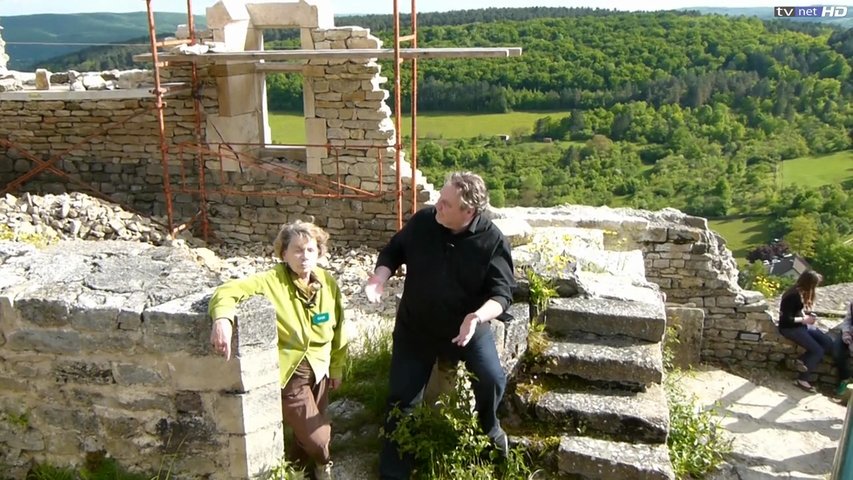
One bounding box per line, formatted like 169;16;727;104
305;117;327;145
206;114;261;169
327;127;348;139
492;217;533;247
315;108;339;118
324;30;352;41
212;382;282;434
665;306;704;369
667;227;702;244
35;69;51;90
302;76;315;118
217;71;259;116
300;27;315;49
5;330;82;354
227;424;285;479
246;1;334;29
343;36;378;49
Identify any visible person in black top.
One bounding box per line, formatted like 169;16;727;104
365;171;515;480
777;270;835;392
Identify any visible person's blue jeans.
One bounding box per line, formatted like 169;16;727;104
778;325;836;382
379;323;507;480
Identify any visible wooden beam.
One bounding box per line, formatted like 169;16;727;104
134;47;522;63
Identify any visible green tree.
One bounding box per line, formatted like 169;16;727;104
785;215;819;258
811;233;853;285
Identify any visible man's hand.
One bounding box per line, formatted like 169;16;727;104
210;318;233;360
329;378;342;390
364;275;385;303
843;332;853;345
451;313;481;347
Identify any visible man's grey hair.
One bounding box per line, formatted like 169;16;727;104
446;171;489;213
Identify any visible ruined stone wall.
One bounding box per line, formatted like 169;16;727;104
0;69;217;227
498;205;841;387
0;241;283;479
0;26;432;249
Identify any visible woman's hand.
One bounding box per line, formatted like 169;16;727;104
210;318;233;360
328;378;342;390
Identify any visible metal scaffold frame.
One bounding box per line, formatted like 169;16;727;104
143;0;419;239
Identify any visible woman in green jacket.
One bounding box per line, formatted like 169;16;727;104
209;220;346;480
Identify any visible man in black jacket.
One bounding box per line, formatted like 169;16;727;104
365;171;515;479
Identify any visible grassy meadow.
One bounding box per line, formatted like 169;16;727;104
708;216;775;265
779;150;853;187
268;111;572;143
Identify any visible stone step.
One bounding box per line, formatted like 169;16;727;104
517;382;669;443
545;297;666;343
558;436;675;480
529;333;663;386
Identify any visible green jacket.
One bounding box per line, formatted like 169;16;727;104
209;264;347;385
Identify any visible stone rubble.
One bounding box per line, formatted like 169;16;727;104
0;191;402;343
0;192;169;244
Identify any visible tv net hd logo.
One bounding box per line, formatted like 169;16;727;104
774;5;849;17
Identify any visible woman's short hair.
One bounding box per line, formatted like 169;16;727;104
446;171;489;213
273;220;329;261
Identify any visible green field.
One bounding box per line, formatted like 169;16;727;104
268;111;571;143
708;216;775;265
779;150;853;187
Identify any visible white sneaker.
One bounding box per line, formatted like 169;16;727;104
314;461;332;480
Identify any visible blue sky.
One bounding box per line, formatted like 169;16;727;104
2;0;786;17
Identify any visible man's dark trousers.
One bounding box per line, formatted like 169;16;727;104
379;323;507;479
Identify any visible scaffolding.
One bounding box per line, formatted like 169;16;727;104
139;0;520;239
1;0;520;242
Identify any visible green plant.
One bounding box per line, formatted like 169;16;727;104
663;328;732;478
25;451;184;480
387;365;533;479
665;379;732;478
27;465;76;480
525;268;556;318
331;327;393;425
662;324;680;372
79;453;150;480
264;457;306;480
2;410;29;429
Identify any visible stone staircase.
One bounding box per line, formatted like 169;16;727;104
505;225;675;479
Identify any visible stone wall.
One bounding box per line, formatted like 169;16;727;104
497;205;844;388
0;241;283;479
0;28;432;248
